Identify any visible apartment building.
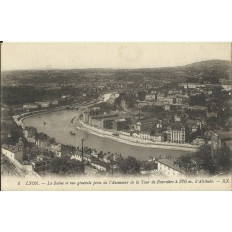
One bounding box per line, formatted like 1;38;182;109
166;126;185;143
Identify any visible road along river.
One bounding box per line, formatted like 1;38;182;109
23;110;191;161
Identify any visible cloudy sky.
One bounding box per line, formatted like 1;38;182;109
1;43;231;71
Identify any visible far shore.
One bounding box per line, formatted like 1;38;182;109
13;100;198;153
75;120;198;152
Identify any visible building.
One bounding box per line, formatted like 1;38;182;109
166;126;185;143
26;137;36;144
134;118;157;132
1;144;24;163
103;153;113;163
36;139;50;149
1;143;34;174
145;94;156;101
84;165;99;175
179;83;205;89
224;140;232;150
89;113;118;128
138;132;151;140
112;118;128;131
222;84;232;91
51;100;59;106
91;160;110;172
23;104;38;110
83;111;90;123
156;120;162;128
91;118;102;128
101;118;115;129
31;156;52;171
157;95;164;103
174;115;181;122
164;105;171;111
168;89;182;95
71;152;92;163
155;159;183;176
35;101;50;108
163;96;176;104
192;137;205;146
46;143;62;157
121;99;126;109
151;133;167;142
175;97;183;104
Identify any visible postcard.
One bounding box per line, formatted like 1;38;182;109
1;42;231;190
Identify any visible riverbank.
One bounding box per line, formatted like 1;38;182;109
13;100;198;154
23;109;190;160
75;120;198;152
15;99;103;127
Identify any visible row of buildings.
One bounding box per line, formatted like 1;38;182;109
23;100;59;110
83;112;132;131
140;157;183;176
70;147;184;176
82;110;187;144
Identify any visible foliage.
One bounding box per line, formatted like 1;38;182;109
119;156;140;175
2;86;45;105
176;144;232;174
49;155;84;175
215;146;231;171
188;93;206;106
195;145;216;173
186;127;202;142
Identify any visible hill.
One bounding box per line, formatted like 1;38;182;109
1;59;231;86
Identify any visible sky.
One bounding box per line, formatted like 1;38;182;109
1;43;231;71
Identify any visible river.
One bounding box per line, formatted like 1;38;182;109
23;110;190;161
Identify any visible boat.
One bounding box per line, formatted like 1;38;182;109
112;133;119;137
70;131;76;136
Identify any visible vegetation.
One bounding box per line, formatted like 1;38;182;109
49;155;84;175
1;60;231;177
176;144;232;174
2;86;45;105
188;93;206;106
1;108;24;145
119;156;141;175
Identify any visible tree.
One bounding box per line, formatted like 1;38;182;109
195;144;216;173
49;155;84;175
6;125;24;145
216;146;231;171
189;93;206;106
119;156;140;175
187;127;202;142
175;154;192;171
49;137;56;144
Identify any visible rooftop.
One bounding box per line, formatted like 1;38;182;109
91;160;110;169
115;118;126;122
140;161;158;171
157;159;182;173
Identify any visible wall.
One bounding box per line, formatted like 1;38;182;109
157;162;182;176
2;148;39;177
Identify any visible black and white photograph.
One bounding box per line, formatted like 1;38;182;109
1;42;232;190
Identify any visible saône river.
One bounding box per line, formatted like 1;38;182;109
23;110;190;161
